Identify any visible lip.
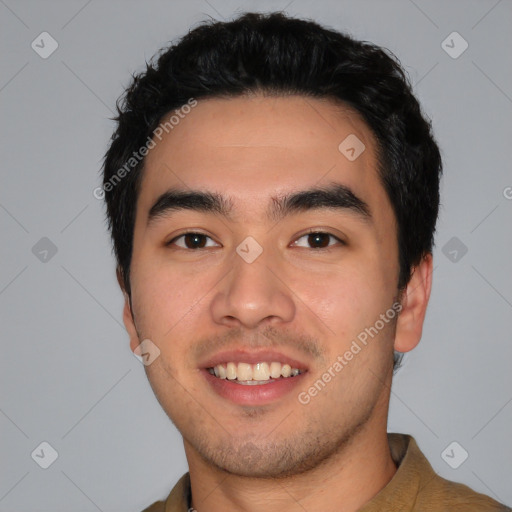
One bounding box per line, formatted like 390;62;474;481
199;349;310;370
201;368;308;406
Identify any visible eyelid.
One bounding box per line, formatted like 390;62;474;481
165;228;346;249
291;228;346;247
166;231;221;248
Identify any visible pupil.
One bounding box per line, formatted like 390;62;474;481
185;234;205;249
182;233;330;249
309;233;329;248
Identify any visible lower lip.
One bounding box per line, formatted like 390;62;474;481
201;369;307;406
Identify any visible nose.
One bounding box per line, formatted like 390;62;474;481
209;246;296;329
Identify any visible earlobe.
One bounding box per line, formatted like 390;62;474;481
394;254;433;353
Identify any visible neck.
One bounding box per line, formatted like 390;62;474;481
185;417;397;512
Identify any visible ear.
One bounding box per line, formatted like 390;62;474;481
394;253;433;353
116;267;140;353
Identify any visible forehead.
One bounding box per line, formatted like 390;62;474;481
138;95;389;222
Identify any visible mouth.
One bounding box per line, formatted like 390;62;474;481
207;361;305;384
199;351;309;405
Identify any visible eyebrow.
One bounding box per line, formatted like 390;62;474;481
147;182;371;226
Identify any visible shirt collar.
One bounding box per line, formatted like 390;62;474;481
164;433;434;512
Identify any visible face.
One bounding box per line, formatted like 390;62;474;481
123;95;419;478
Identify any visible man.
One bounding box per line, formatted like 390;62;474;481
101;12;508;512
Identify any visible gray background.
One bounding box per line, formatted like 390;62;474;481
1;0;511;510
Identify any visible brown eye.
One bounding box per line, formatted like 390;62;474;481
307;233;330;248
293;232;342;249
169;233;218;249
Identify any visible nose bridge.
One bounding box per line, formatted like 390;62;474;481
210;240;295;328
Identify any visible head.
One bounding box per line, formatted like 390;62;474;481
102;12;441;478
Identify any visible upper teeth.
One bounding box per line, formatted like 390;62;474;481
209;362;303;381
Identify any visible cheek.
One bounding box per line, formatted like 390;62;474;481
130;259;206;344
291;260;394;344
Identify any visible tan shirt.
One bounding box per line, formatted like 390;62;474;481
142;434;509;512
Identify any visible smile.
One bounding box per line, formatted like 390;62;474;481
207;361;305;384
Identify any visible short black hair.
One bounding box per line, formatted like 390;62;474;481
102;11;442;317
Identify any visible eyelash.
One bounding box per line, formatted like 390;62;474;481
166;230;345;250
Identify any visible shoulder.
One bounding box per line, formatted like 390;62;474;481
139;473;191;512
140;500;166;512
416;473;510;511
387;434;509;512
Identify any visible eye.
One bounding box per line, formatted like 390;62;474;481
168;232;219;249
292;231;344;249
